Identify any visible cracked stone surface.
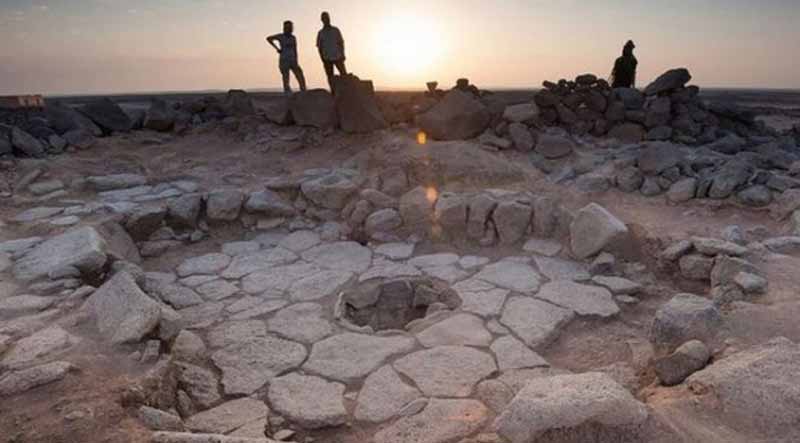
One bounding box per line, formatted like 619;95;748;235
533;257;591;282
535;281;620;318
393;346;497;397
301;241;372;273
266;303;334;344
268;373;348;429
288;269;354;302
354;365;422;423
452;278;510;317
490;335;549;371
415;314;492;348
211;335;307;395
185;398;269;434
500;296;575;349
176;253;231;277
473;261;542;293
303;333;416;383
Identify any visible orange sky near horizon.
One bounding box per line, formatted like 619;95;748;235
1;0;799;95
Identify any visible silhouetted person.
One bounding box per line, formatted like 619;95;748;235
267;21;307;95
317;12;347;93
611;40;638;89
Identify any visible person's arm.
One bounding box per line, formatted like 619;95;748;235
266;34;282;53
337;28;345;58
317;31;324;59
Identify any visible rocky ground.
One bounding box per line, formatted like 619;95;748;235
1;77;800;443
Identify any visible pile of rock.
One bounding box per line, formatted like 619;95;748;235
532;68;769;144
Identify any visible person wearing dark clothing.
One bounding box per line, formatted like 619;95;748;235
267;21;307;95
317;12;347;93
611;40;638;89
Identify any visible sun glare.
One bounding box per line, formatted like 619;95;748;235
373;14;444;79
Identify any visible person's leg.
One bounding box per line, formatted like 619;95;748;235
279;63;292;95
334;60;347;76
323;61;335;92
291;64;307;92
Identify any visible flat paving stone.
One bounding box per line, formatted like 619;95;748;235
220;248;298;279
0;295;56;316
523;238;563;257
500;296;575;349
301;241;372;273
179;275;218;288
0;361;73;396
354;365;422;423
452;278;510;317
458;256;490;270
229;300;288;321
421;264;470;284
474;261;542;293
591;276;642;295
196;280;239;301
14;207;64;223
393;346;497;397
288;269;353;302
268;373;347;429
415;314;493;348
176;253;231;278
373;398;489;443
0;237;43;255
533;257;591;282
156;284;204;309
241;262;322;294
534;281;619;318
359;259;422;282
211;335;307;395
374;243;415;260
266;303;334;344
207;320;268;349
491;335;549;371
408;253;460;268
303;333;416;383
185;398;268;434
278;230;321;252
220;241;261;256
2;326;79;370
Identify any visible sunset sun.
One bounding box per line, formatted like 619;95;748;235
372;14;445;78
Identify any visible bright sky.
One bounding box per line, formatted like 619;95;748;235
1;0;799;95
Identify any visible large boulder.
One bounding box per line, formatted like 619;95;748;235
536;134;573;159
85;272;162;344
13;227;108;281
644;68;692;96
417;90;491;141
650;293;721;349
144;99;176;132
612;88;645;110
654;340;711;386
44;102;102;136
301;172;359;210
637;142;683;175
503;102;539;123
569;203;629;259
608;123;645;143
10;126;46;157
223;89;255;116
494;372;649;443
289;89;337;129
400;186;436;234
78;98;133;134
686;337;800;439
333;75;388;133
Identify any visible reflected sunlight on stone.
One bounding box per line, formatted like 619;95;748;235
417;131;427;145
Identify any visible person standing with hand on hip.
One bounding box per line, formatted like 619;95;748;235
267;20;307;95
317;12;347;94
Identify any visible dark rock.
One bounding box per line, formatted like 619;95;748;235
638;142;683;175
536;134;573;159
615;167;644;193
144;99;176;132
654;340;711;386
646;126;673;141
78;98;133;134
608;123;645;143
63;129;96;150
708;161;755;199
223;89;255;116
333;75;388;134
11;126;46;157
534;90;560;108
645;97;671;128
417;90;491;141
707;134;747;155
44;102;102;136
644;68;692;96
289;89;338;129
737;185;773;207
650;293;721;350
612;88;645;110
